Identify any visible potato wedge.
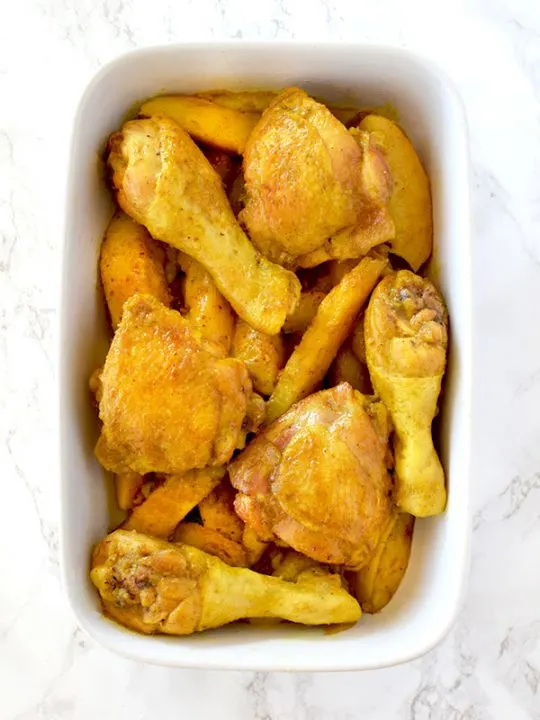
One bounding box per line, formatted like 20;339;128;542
179;252;235;353
351;312;367;364
232;319;285;395
197;90;277;113
100;212;170;329
271;549;321;581
123;468;223;538
198;91;360;127
199;481;244;543
115;472;144;511
328;345;372;395
282;288;326;334
140;95;259;154
348;510;414;613
266;253;387;422
242;526;268;566
173;523;248;567
358;114;432;270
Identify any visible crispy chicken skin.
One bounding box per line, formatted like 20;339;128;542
240;88;394;268
229;383;393;569
364;270;448;516
107;116;300;335
95;294;263;475
91;530;361;634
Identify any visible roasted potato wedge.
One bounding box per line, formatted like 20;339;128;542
199;481;244;543
358;114;432;270
100;212;170;329
266;252;387;422
123;468;223;538
179;252;235;353
282;288;327;334
242;526;268;566
348;510;414;613
173;523;248;567
140;95;259;154
328;344;372;394
197;90;276;113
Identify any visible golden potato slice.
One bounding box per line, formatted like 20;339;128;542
140;95;259;154
198;91;360;127
114;472;144;511
173;523;248;567
123;468;223;538
197;90;277;113
350;313;367;364
199;481;244;543
232;319;285;396
358;115;432;270
100;212;170;329
348;510;414;613
266;253;387;423
179;252;235;353
328;345;372;395
282;288;326;334
242;526;268;566
270;549;322;582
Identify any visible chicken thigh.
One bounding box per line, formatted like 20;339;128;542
95;294;263;475
229;383;393;569
240;88;394;268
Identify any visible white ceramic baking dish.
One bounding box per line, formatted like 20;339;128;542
60;42;471;671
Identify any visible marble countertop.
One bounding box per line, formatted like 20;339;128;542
2;0;540;718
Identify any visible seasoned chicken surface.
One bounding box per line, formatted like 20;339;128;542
241;88;394;268
95;294;263;475
229;383;393;569
107;116;300;334
91;530;361;634
364;270;448;516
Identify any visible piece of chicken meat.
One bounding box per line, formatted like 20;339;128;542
229;383;393;570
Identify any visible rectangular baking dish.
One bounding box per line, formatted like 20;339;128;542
60;42;471;671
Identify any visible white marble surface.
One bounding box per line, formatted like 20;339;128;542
1;0;540;717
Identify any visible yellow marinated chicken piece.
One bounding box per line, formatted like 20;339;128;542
91;530;361;634
241;88;394;268
100;212;170;329
365;270;448;516
231;384;393;570
95;294;262;476
232;319;285;396
107;116;300;334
